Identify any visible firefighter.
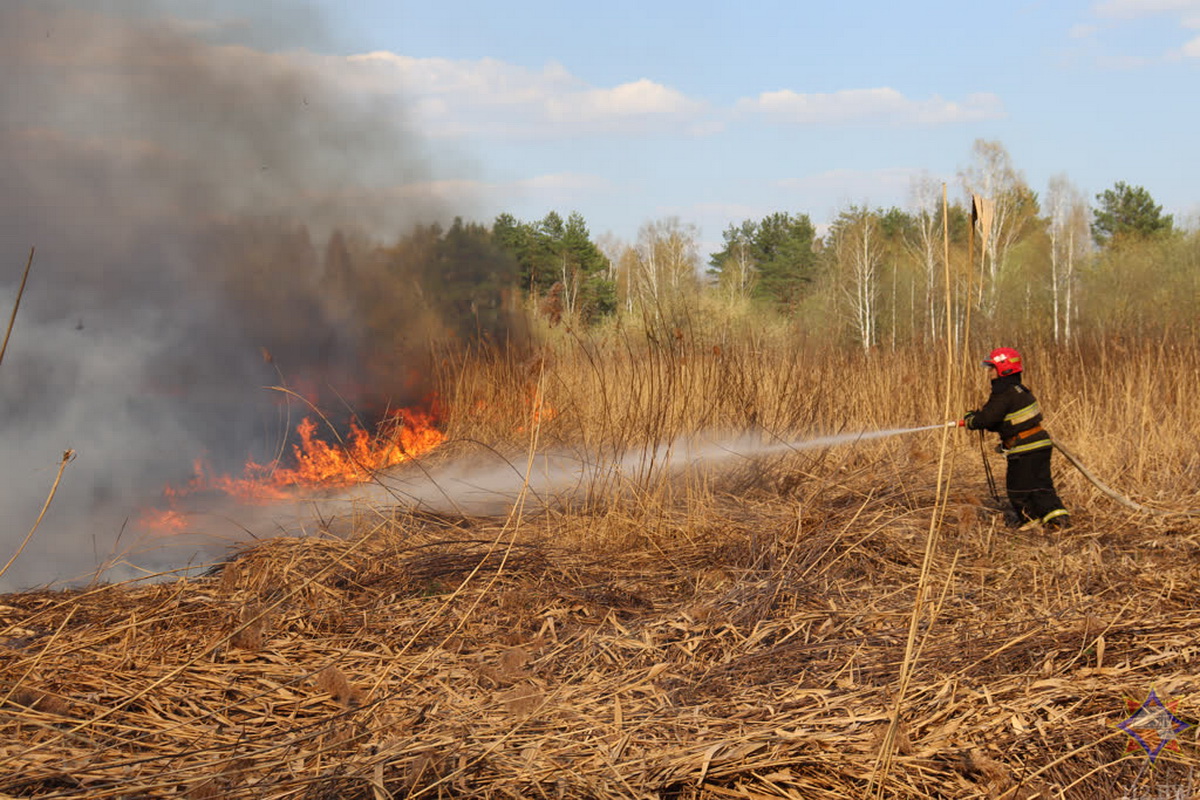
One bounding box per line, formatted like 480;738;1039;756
959;347;1071;530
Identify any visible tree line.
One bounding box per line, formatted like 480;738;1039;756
494;140;1188;346
240;139;1190;352
703;141;1186;348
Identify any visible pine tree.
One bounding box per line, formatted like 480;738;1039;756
1091;181;1173;247
751;212;819;309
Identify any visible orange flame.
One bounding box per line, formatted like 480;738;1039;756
139;408;445;532
138;508;189;534
517;386;557;433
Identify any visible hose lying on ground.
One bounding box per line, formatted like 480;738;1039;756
1052;438;1200;519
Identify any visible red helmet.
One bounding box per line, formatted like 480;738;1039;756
983;347;1023;376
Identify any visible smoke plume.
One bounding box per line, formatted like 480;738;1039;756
0;1;505;590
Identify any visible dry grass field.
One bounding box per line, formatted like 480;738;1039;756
3;328;1200;799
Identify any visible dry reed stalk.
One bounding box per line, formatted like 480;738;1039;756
871;184;963;798
0;449;75;583
0;246;34;370
2;338;1199;798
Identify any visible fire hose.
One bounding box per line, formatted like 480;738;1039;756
945;419;1200;519
1049;438;1200;518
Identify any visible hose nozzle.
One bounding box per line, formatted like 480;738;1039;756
947;419;965;428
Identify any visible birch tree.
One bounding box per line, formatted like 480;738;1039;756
959;140;1038;314
625;217;699;314
1045;174;1088;343
830;206;883;350
907;174;943;343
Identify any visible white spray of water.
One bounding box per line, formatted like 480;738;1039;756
751;423;950;457
324;422;949;517
79;423;948;587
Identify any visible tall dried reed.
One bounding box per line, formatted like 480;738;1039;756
3;326;1199;799
436;325;1200;519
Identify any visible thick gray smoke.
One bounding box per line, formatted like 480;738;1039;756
0;2;486;590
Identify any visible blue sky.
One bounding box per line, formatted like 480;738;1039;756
281;0;1200;247
22;0;1200;248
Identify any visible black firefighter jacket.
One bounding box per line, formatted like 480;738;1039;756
965;373;1052;456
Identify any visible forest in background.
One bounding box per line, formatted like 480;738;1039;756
222;139;1194;360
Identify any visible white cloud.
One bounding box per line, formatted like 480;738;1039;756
341;52;711;138
1089;0;1200;59
1093;0;1200;19
547;78;705;121
315;52;1003;138
735;88;1004;126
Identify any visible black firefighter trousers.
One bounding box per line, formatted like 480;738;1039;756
1005;447;1068;524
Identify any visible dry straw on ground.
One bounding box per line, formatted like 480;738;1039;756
3;334;1199;798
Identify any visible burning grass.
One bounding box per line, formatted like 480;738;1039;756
3;332;1200;798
